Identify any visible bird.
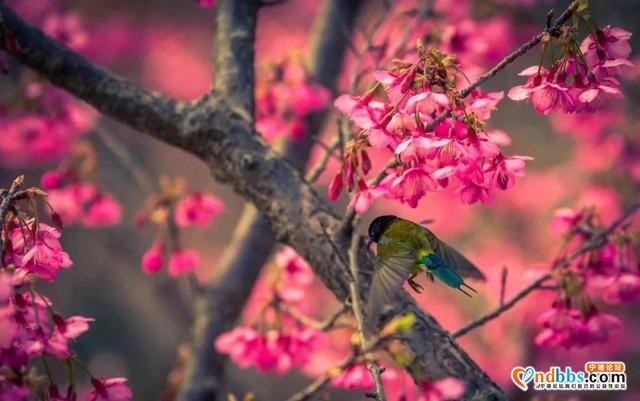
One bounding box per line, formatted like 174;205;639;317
366;215;484;328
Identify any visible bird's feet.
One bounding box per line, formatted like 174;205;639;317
408;277;424;294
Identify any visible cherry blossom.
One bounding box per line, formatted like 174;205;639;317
168;248;201;277
7;220;73;282
141;241;165;275
174;192;224;228
87;378;132;401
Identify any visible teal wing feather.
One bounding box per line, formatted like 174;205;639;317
422;227;485;281
422;253;464;288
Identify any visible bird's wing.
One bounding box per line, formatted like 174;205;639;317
366;243;416;330
430;235;485;281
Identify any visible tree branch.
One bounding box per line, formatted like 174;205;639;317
2;4;507;400
212;0;259;116
348;233;387;401
176;2;362;401
452;202;640;339
0;3;191;151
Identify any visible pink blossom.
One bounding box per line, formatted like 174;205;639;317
0;116;70;167
87;378;132;401
509;67;574;114
46;181;121;228
84;194;122;227
581;26;632;69
53;315;93;339
535;306;621;349
291;83;331;116
275;247;313;287
46;184;94;225
602;274;640;304
576;77;623;112
42;12;87;50
420;377;466;401
0;272;13;302
331;364;374;390
459;181;490;204
215;326;322;374
41;170;67;190
347;185;390;215
175;192;225;228
487;155;532;190
141;242;164;274
0;307;18;348
550;208;581;235
466;90;504;120
10;221;73;282
0;382;30;401
391;167;435;208
198;0;217;7
168;248;200;277
328;172;343;201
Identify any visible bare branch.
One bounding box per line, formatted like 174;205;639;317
305;136;340;183
286;352;356;401
285;334;386;401
0;3;190;150
212;0;259;116
278;303;350;331
94;126;156;194
348;233;387;401
176;2;362;401
452;203;640;339
499;267;508;306
451;272;552;339
0;176;25;255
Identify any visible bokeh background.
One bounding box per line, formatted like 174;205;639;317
1;1;639;400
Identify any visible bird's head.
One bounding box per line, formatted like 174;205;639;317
368;215;398;243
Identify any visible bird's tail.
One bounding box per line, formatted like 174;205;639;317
458;282;477;297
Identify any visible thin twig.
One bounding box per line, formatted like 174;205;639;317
386;0;434;62
451;202;640;339
279;303;351;331
94;126;156;194
285;333;386;401
499;266;508;306
285;352;357;401
306;136;341;183
0;175;25;256
348;233;387;401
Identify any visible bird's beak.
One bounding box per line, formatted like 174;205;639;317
366;238;375;251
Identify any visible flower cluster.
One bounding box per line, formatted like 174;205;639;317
215;247;329;374
1;1;96;168
215;325;325;374
136;177;224;277
535;302;621;349
535;206;638;349
273;246;314;303
0;177;131;401
197;0;216;8
0;86;97;168
332;47;530;212
4;219;72;283
509;23;633;114
41;142;122;228
255;56;331;142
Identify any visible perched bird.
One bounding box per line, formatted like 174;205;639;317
367;215;484;328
